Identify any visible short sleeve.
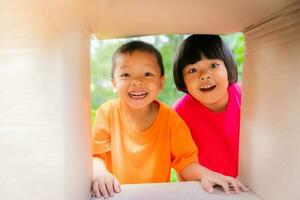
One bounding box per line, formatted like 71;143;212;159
170;115;198;172
92;106;111;156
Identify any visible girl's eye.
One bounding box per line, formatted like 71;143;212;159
120;73;130;78
210;63;219;68
188;68;197;73
145;72;154;77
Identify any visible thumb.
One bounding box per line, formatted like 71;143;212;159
201;179;214;194
113;176;121;193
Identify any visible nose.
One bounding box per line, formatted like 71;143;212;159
200;74;211;81
131;78;144;86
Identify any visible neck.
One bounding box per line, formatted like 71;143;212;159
121;100;159;132
125;103;154;118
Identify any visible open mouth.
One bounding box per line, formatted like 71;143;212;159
199;84;216;92
128;91;148;99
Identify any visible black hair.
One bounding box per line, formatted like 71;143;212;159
173;34;238;92
111;40;164;77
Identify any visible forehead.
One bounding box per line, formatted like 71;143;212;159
115;51;159;70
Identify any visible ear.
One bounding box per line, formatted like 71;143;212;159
159;75;166;90
111;78;117;93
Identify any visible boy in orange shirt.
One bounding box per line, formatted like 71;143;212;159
91;41;247;199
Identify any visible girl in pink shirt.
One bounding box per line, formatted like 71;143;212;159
173;34;246;189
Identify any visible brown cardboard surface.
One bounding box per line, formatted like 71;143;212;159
0;0;297;40
90;0;298;38
240;2;300;200
0;30;92;199
1;1;300;200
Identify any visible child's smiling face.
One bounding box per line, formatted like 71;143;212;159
112;51;164;110
183;58;229;112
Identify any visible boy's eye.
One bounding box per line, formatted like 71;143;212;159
188;68;197;73
144;72;154;77
120;73;130;78
210;63;219;68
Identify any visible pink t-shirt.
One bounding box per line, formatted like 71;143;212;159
174;83;241;177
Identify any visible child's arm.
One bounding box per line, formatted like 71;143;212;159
92;105;121;198
92;157;121;199
170;115;248;194
180;163;249;194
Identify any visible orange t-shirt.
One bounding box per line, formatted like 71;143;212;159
92;99;198;184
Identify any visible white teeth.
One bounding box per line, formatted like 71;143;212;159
129;91;148;98
128;91;148;99
130;91;147;96
201;84;214;89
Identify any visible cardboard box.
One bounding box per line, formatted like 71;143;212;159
0;1;299;199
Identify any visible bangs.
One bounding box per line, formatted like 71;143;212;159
181;38;226;67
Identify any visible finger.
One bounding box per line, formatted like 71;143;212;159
238;180;250;192
218;180;230;194
228;179;240;194
113;177;121;193
99;181;109;199
92;181;101;198
105;177;115;197
92;191;96;198
201;179;214;194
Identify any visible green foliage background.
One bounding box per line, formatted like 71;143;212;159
91;33;244;123
90;33;245;181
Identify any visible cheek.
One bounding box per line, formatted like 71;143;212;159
216;78;229;96
184;77;197;90
115;82;127;92
185;81;198;95
216;69;229;84
220;68;229;80
183;75;190;87
221;76;229;87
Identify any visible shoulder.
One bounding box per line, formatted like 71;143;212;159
96;99;119;116
173;94;196;120
230;83;242;95
173;94;193;112
157;100;185;124
229;83;242;105
157;100;175;116
157;101;192;141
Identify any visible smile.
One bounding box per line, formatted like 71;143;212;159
128;91;148;99
199;84;216;92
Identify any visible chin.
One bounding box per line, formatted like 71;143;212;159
128;101;149;110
